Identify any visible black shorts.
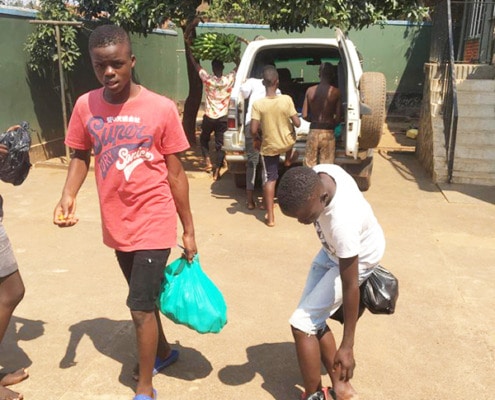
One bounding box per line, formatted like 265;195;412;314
116;249;171;311
261;154;280;182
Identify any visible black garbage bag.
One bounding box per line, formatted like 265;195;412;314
0;121;32;186
361;265;399;314
330;264;398;324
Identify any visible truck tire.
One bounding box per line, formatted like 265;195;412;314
359;72;386;150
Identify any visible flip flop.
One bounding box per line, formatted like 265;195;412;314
301;387;336;400
153;349;179;376
133;388;157;400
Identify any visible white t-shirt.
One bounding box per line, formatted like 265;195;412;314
312;164;386;272
240;78;280;125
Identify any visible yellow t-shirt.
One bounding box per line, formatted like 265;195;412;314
251;95;297;156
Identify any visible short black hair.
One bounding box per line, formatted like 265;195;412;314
262;65;278;87
88;24;131;52
277;166;321;215
320;62;335;81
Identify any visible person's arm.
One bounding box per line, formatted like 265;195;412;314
165;152;197;262
240;79;252;99
291;113;301;128
333;254;360;381
186;46;202;73
302;90;310;121
53;149;91;227
250;119;261;151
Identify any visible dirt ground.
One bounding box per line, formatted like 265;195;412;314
0;123;494;400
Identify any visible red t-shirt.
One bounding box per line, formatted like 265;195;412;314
66;86;190;251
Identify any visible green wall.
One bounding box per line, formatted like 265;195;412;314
0;6;430;161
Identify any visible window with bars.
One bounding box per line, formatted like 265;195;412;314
468;0;487;38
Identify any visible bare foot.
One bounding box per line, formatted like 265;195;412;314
246;201;256;210
212;168;222;181
264;214;275;227
333;381;359;400
0;385;23;400
0;369;29;386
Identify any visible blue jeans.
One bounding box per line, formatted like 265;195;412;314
289;248;375;335
245;123;260;190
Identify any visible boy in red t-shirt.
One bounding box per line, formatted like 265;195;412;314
53;25;197;400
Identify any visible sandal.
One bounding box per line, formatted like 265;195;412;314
133;388;157;400
301;387;336;400
153;349;179;375
132;350;179;381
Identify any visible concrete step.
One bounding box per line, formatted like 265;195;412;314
452;158;495;174
457;103;495;118
452;143;495;160
456;90;495;105
457;116;495;132
455;130;495;146
456;79;495;92
451;170;495;185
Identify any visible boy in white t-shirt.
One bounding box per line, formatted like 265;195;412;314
276;164;386;400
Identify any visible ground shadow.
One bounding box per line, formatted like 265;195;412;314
378;150;495;204
0;315;45;373
377;150;439;194
218;341;303;400
59;317;212;391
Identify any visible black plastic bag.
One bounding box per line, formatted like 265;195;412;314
0;122;32;186
330;264;398;324
361;265;399;314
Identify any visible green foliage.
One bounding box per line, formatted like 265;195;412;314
206;0;270;24
76;0;202;33
24;0;81;76
251;0;430;32
191;32;241;63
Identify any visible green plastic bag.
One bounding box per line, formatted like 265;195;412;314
159;255;227;334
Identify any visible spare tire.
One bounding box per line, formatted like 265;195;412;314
359;72;386;149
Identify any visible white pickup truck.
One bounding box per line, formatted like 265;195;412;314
222;29;386;191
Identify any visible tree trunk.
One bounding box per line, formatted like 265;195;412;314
181;23;203;147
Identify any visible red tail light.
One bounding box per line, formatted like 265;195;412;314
227;117;236;129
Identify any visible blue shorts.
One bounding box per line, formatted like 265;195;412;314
116;249;171;311
261;154;280;182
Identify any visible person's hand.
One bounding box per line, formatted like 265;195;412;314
181;232;197;263
253;137;261;151
6;125;21;132
0;144;8;160
332;345;355;381
53;196;79;227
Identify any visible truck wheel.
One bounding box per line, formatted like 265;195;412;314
234;173;246;188
342;157;373;192
359;72;386;150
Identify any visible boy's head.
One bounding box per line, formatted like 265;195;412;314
319;62;335;82
88;25;136;103
89;24;132;55
277;166;327;224
262;65;279;88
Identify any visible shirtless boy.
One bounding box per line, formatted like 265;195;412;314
302;62;341;167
